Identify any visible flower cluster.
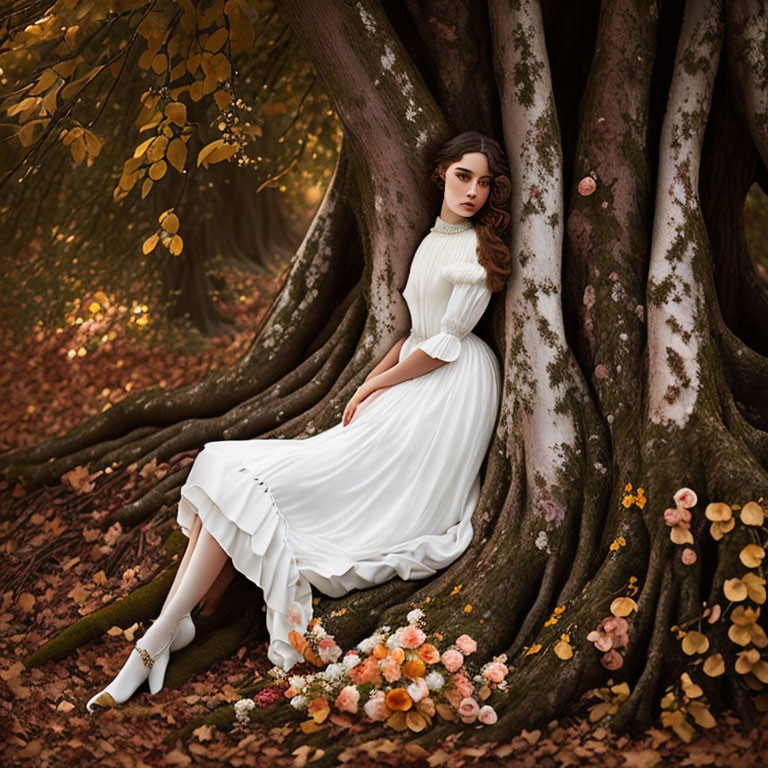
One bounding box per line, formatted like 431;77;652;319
621;483;646;509
587;585;638;671
254;608;509;733
663;487;698;563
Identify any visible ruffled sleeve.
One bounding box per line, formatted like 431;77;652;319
416;262;491;363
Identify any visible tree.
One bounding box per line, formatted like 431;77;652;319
3;0;768;756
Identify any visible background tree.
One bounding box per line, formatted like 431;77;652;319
3;0;768;758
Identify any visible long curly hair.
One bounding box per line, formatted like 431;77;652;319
430;131;512;294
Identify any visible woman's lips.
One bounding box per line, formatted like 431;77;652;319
461;202;475;209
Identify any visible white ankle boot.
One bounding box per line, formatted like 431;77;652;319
169;613;196;653
86;619;181;712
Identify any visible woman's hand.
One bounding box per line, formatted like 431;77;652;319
343;381;376;427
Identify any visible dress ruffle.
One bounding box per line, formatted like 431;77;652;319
417;331;462;362
177;447;313;671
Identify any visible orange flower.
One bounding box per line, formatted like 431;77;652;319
390;647;405;664
372;644;389;659
384;687;413;711
348;655;382;685
416;643;441;664
307;696;330;724
402;658;426;679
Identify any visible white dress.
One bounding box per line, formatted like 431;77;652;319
177;215;501;671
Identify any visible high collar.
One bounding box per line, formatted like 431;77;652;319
430;215;474;234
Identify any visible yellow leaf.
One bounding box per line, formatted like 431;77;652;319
189;79;204;102
435;702;457;722
30;69;58;95
169;235;184;255
740;501;765;526
149;160;167;180
744;572;767;604
610;597;638;617
203;26;228;52
147;135;169;162
70;137;86;164
703;653;725;677
162;213;179;234
554;640;573;660
740;544;765;568
134;136;154;158
166;101;187;126
681;630;709;656
151;53;168;74
141;178;153;199
660;709;695;742
299;719;324;734
686;700;716;728
197;138;225;166
406;710;427;732
167;138;187;171
723;578;748;602
213;89;231;110
142;234;159;254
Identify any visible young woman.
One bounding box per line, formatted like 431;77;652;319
86;131;512;712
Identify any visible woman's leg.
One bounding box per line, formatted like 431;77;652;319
139;526;229;656
160;514;203;613
197;559;238;615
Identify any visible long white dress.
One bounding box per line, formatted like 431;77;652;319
176;215;502;671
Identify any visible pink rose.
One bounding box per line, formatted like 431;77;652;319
441;648;464;673
478;704;498;725
334;684;360;713
363;690;389;721
578;176;596;196
458;696;480;723
450;672;475;699
454;634;477;655
594;364;609;380
483;662;508;684
380;656;402;682
396;624;427;649
601;649;624;670
677;507;692;524
674;487;698;509
317;636;342;663
681;547;697;565
406;677;430;703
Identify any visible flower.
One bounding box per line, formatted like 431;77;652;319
390;647;405;665
416;643;441;664
234;697;256;725
425;670;445;690
441;648;464;672
307;696;331;723
343;651;361;668
681;547;697;565
601;649;624;670
356;636;377;654
396;624;427;649
384;687;413;711
348;655;381;685
317;636;342;663
406;677;430;703
402;658;426;678
419;696;436;716
323;663;346;681
578;176;597;196
407;608;425;624
380;656;402;682
482;661;508;684
458;696;480;723
587;616;629;652
450;672;475;699
253;685;283;707
478;704;498;725
455;634;477;654
674;487;698;509
363;690;389;721
335;685;360;713
290;694;308;711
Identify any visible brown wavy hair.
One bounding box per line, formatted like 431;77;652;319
430;131;512;293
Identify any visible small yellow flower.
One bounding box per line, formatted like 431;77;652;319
449;584;463;596
636;487;645;496
463;603;473;613
610;536;627;551
635;496;647;509
526;643;542;656
622;495;635;508
624;483;633;492
424;596;431;603
560;633;570;643
544;616;559;627
554;604;566;615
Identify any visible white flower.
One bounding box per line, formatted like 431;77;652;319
380;625;391;634
386;633;402;649
425;670;445;690
288;675;305;689
343;652;361;668
290;694;308;710
407;608;425;625
233;698;256;725
324;663;346;681
356;636;377;654
310;623;327;639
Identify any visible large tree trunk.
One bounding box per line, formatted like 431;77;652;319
5;0;768;754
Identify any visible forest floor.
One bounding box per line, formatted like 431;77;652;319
1;268;767;767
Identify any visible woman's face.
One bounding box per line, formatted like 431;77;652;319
441;152;491;219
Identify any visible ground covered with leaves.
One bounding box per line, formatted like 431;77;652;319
2;269;768;767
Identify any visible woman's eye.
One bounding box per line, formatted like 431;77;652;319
457;172;469;180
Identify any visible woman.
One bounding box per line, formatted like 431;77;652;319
86;131;512;712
